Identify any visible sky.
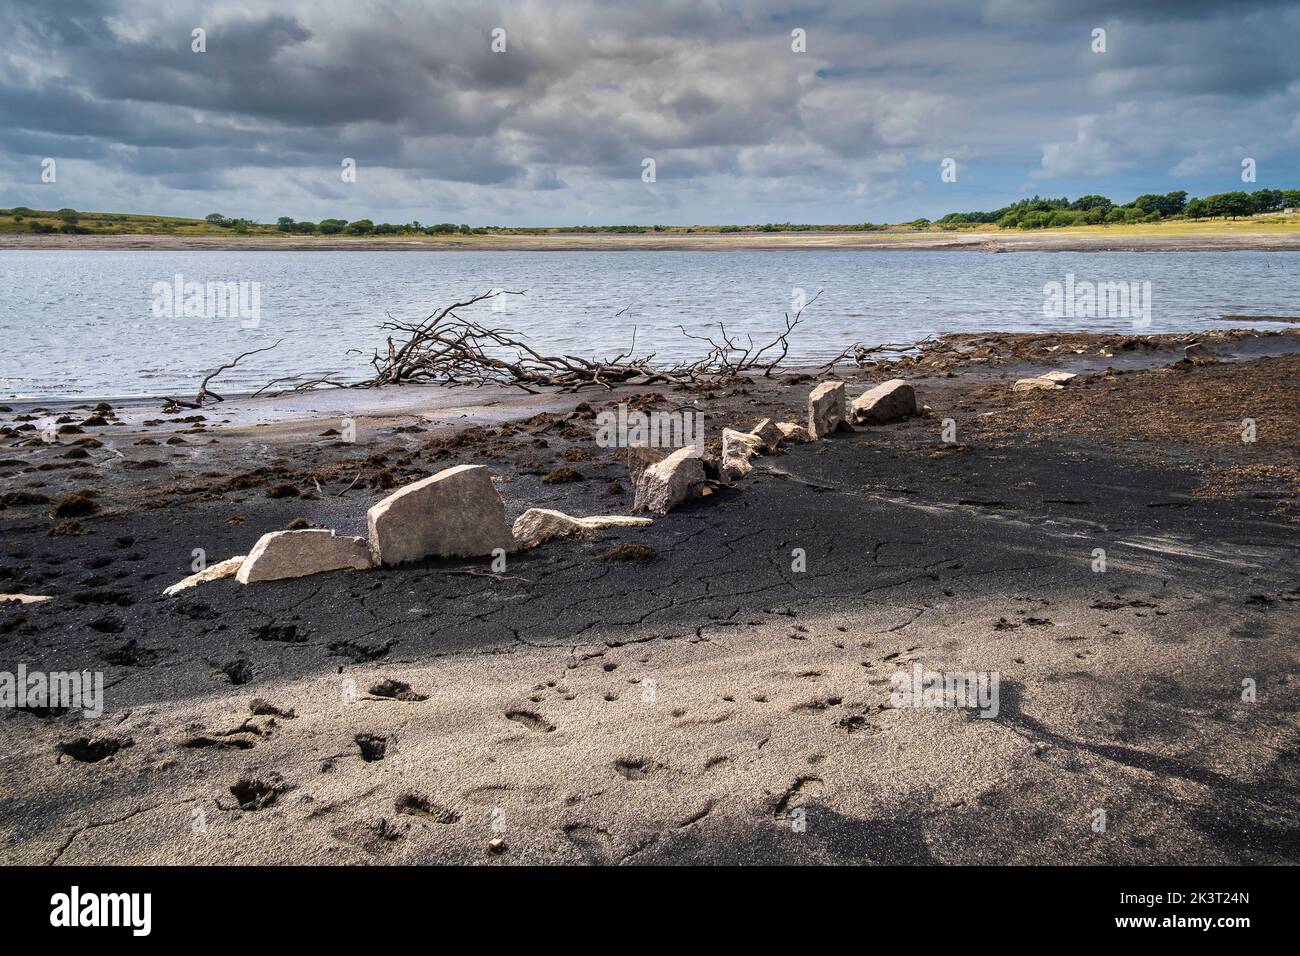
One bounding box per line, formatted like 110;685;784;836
1;0;1298;226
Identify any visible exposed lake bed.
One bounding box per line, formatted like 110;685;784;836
2;328;1296;864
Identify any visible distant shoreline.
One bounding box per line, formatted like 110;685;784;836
5;229;1300;253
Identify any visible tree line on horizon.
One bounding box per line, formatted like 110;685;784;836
197;187;1300;233
5;186;1298;236
934;188;1300;229
261;214;488;236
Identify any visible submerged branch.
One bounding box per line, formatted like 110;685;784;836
251;287;920;396
164;340;283;409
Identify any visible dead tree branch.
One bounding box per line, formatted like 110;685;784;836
164;340;283;409
817;334;937;371
255;287;942;396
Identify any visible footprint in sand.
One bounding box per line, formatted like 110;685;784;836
57;735;133;763
355;733;388;761
394;793;460;824
369;679;428;701
505;709;555;732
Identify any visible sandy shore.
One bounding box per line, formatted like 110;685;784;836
1;328;1297;864
5;230;1300;253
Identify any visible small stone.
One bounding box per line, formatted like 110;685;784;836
722;428;764;479
776;422;812;443
1039;370;1077;384
748;418;783;453
0;594;53;605
512;508;652;550
236;529;372;584
1012;378;1063;392
163;555;246;596
487;837;508;855
850;379;917;425
807;381;847;438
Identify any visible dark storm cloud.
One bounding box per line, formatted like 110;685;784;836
0;0;1297;224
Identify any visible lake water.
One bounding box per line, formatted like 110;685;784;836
2;249;1296;400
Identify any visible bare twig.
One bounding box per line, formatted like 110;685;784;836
164;340;282;408
817;333;937;371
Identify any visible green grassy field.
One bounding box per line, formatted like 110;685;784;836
0;208;278;236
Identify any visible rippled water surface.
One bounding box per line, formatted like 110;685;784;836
2;249;1296;399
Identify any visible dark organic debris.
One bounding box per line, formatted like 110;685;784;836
601;543;658;563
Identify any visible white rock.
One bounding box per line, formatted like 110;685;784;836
0;593;54;605
512;508;652;550
776;421;812;443
625;446;668;486
807;381;847;438
237;530;371;584
749;418;784;453
722;428;765;479
367;464;514;564
850;379;917;425
162;556;246;596
1012;377;1062;392
633;446;706;514
1039;370;1077;384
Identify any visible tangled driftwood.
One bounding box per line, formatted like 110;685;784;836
817;335;937;371
259;289;825;395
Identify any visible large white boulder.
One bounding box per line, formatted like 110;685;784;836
237;530;371;584
807;381;847;438
722;428;765;479
163;555;245;596
367;464;514;565
850;379;917;424
512;508;653;550
632;447;706;514
624;446;668;486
